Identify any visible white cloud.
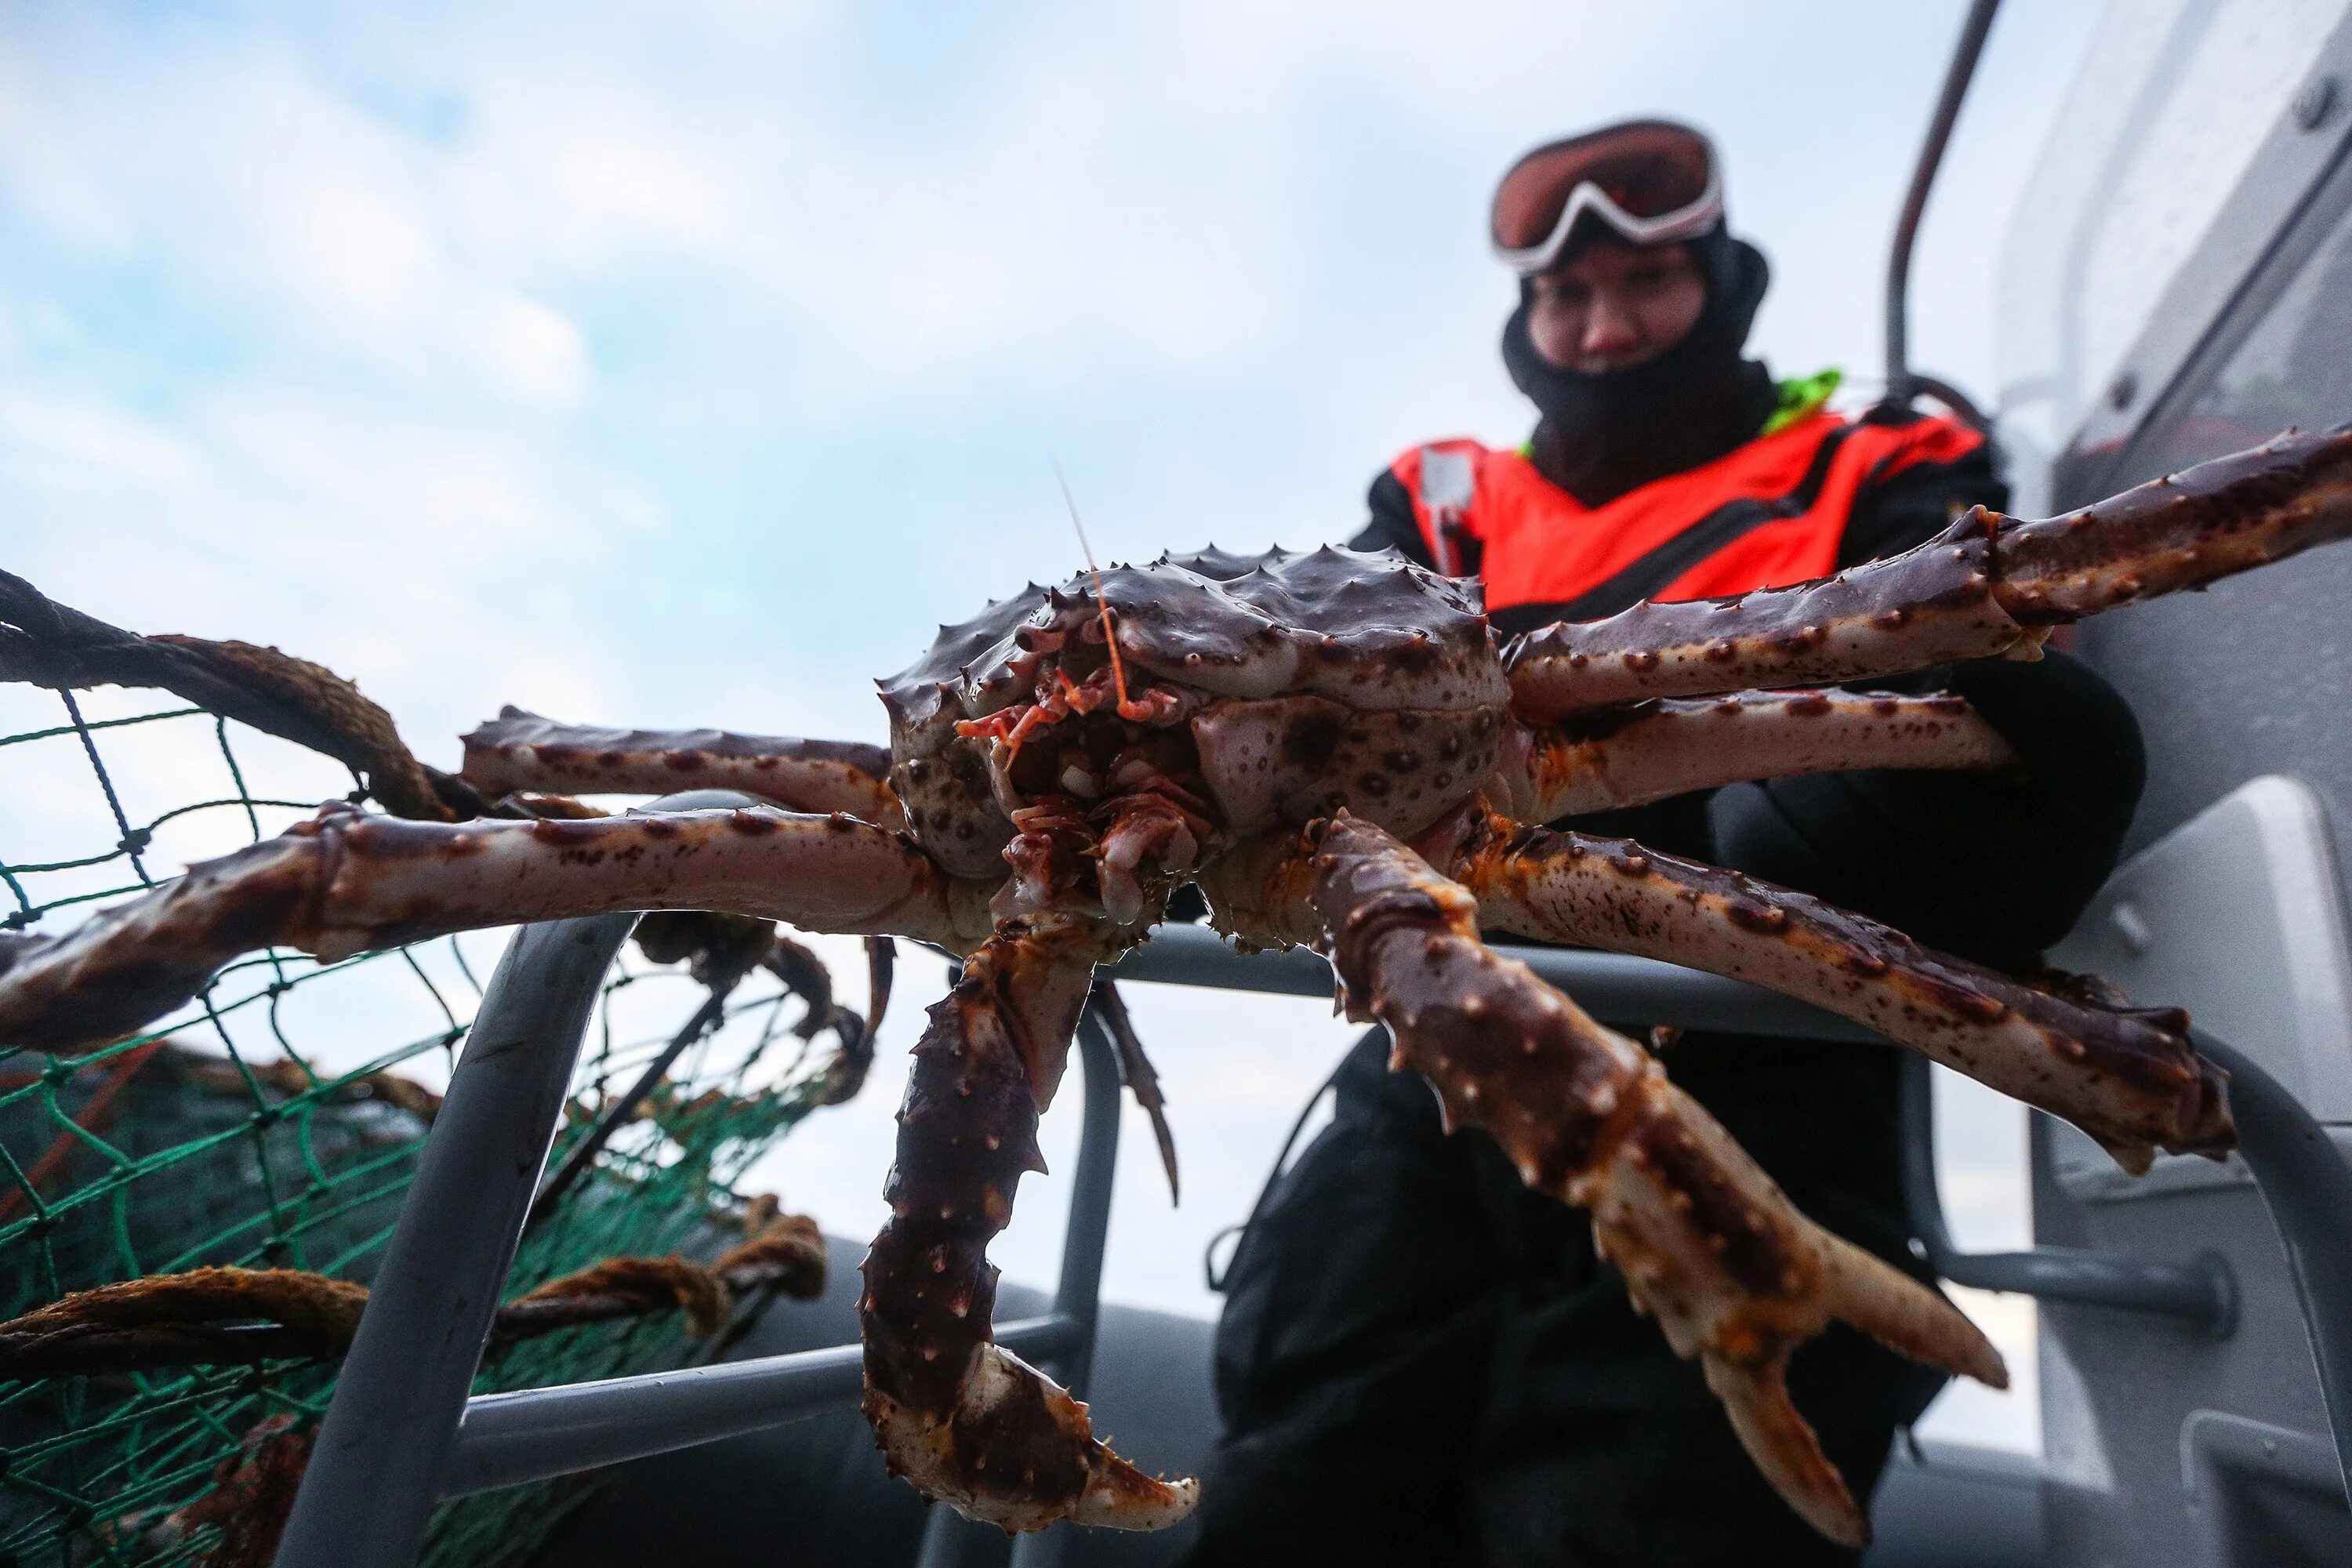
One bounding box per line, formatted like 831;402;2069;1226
0;23;596;409
0;392;209;493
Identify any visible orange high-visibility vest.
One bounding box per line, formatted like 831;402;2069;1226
1388;410;1985;622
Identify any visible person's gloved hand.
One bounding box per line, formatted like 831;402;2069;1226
1706;649;2145;971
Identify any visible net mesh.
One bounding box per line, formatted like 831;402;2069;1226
0;686;841;1566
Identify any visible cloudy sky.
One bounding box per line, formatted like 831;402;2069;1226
0;0;2138;1452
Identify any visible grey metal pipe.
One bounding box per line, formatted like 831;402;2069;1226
1000;1007;1127;1568
271;910;641;1568
1104;922;1881;1042
1897;1053;2235;1330
1885;0;2002;406
2198;1029;2352;1501
449;1341;862;1498
441;1313;1081;1497
1131;930;2272;1336
1049;1009;1123;1397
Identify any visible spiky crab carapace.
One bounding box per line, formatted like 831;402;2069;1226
5;427;2351;1545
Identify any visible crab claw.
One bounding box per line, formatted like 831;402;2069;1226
1584;1065;2005;1547
859;920;1196;1533
866;1347;1199;1533
1707;1229;2013;1547
1305;811;2004;1547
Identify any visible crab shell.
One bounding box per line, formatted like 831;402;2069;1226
877;546;1511;879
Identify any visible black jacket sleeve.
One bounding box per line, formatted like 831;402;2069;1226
1835;428;2009;569
1708;649;2144;971
1708;424;2136;972
1349;468;1443;569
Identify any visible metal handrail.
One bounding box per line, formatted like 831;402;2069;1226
273;911;642;1568
1884;0;2002;416
270;787;1120;1568
274;897;2352;1565
1106;924;2352;1501
441;1312;1083;1499
274;906;1126;1566
2194;1027;2352;1505
1108;922;1885;1040
1897;1052;2235;1332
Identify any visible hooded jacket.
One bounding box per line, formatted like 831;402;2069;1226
1350;228;2004;638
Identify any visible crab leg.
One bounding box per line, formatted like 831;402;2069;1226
1299;813;2003;1547
462;708;906;827
0;804;986;1056
1484;689;2014;822
1507;423;2352;720
1505;517;2024;722
860;917;1198;1533
1443;809;2231;1173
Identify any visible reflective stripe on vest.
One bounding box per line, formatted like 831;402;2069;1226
1388;412;1983;622
1417;445;1476;575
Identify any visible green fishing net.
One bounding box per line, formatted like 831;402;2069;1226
0;687;840;1566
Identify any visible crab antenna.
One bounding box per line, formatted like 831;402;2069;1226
1052;456;1131;711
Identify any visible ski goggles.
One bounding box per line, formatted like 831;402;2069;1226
1490;119;1723;275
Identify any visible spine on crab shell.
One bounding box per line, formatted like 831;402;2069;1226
1503;423;2352;720
460;709;906;827
1447;809;2231;1173
0;804;969;1056
1301;813;2002;1547
858;924;1197;1534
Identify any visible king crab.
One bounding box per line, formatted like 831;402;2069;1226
3;427;2350;1544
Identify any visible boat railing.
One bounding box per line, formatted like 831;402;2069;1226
267;861;2352;1568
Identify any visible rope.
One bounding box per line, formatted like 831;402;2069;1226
0;568;477;821
0;1209;825;1379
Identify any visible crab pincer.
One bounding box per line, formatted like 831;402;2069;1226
858;919;1199;1533
1303;812;2005;1546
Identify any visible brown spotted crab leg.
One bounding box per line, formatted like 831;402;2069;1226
0;805;986;1056
861;917;1198;1532
1298;813;2004;1547
1483;689;2016;822
1441;808;2231;1173
1506;423;2352;721
462;709;906;827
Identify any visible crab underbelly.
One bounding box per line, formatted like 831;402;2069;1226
1190;695;1503;840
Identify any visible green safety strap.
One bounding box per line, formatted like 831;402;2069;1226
1761;366;1842;437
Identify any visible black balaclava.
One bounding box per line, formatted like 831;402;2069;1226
1502;223;1777;507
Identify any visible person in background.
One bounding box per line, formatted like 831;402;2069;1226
1185;119;2145;1566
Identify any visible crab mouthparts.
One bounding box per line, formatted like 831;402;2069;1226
956;620;1214;923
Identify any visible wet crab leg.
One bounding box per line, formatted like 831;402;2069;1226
860;917;1198;1533
0;804;988;1056
1299;813;2003;1547
1484;689;2015;822
1505;517;2024;723
1507;423;2352;720
1442;808;2231;1173
462;708;906;827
